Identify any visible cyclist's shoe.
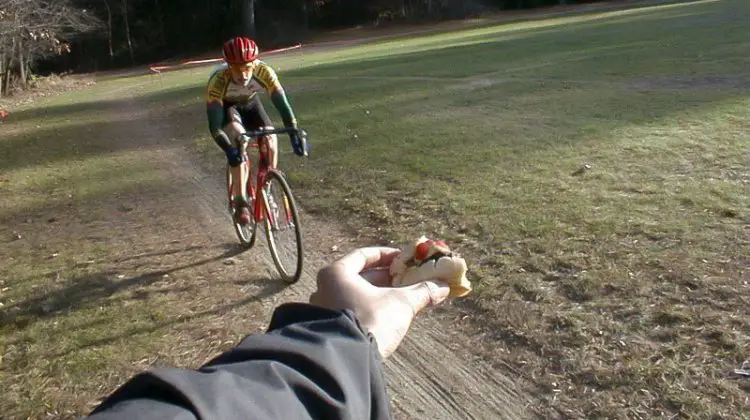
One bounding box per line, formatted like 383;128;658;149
236;207;251;226
233;198;251;226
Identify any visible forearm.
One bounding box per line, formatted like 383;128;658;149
270;89;297;128
212;130;232;153
85;303;392;420
207;102;225;136
207;102;231;152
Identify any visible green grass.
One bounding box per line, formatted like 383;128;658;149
2;0;749;418
157;2;749;417
276;0;748;417
108;1;750;417
0;71;281;418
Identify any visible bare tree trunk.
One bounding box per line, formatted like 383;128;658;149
154;0;166;44
2;38;15;96
25;57;32;85
242;0;256;38
122;0;135;64
18;36;26;88
102;0;114;62
302;1;309;30
0;51;4;98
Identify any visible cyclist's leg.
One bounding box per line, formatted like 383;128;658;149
224;105;250;210
246;96;278;169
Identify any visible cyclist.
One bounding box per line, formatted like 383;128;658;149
206;36;306;225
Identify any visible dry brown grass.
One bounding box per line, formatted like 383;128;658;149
0;81;288;418
2;0;749;418
275;0;750;417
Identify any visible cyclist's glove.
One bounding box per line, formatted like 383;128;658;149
289;130;308;157
225;147;244;167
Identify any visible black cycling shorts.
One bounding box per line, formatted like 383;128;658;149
224;95;273;131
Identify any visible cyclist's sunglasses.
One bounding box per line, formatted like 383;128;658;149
229;62;256;74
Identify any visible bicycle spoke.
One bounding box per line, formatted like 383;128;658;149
263;171;303;283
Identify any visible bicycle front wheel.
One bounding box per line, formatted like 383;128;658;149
262;170;303;284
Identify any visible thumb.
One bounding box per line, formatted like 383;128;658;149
402;280;451;314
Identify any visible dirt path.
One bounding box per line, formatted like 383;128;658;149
96;73;531;419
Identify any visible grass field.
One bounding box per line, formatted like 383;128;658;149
220;0;750;416
290;1;750;416
2;0;749;418
0;78;289;417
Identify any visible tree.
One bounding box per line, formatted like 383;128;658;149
101;0;114;63
0;0;101;94
243;0;257;38
120;0;135;64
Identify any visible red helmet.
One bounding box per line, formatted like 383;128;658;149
222;36;259;64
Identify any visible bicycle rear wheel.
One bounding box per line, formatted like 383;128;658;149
227;166;258;248
262;170;303;283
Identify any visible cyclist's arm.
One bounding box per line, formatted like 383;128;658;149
270;87;296;128
206;71;232;151
84;303;393;420
254;62;297;128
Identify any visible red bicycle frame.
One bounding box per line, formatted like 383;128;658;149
227;127;301;226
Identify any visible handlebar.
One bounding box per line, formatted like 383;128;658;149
241;126;304;138
237;126;309;157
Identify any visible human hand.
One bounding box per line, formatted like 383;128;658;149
310;247;450;358
288;131;306;156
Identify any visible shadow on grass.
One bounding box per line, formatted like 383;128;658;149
0;0;744;210
0;243;268;330
0;85;205;174
0;0;726;134
108;245;207;264
45;276;286;360
0;274;285;373
268;0;747;160
0;83;201;127
280;0;727;78
0;0;738;176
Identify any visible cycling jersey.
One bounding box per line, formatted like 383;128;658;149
205;61;296;139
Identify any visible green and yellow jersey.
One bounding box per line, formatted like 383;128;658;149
205;61;296;138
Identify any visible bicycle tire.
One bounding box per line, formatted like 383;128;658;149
262;170;303;284
227;166;258;248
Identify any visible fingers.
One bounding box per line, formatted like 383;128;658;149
360;267;393;287
333;247;401;274
401;280;451;315
313;261;381;310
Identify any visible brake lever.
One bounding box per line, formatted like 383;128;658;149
298;129;309;158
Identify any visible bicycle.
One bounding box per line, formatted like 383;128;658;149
226;126;307;284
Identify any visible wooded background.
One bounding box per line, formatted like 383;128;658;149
0;0;601;96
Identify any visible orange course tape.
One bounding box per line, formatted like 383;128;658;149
149;44;302;74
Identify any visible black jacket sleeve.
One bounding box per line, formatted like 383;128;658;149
85;303;393;420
